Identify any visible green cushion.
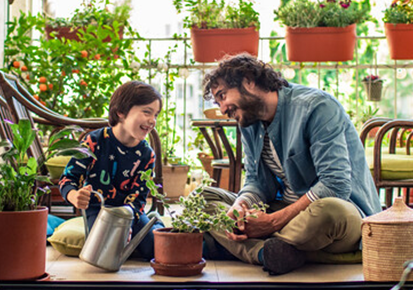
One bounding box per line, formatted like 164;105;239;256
45;156;72;179
47;217;85;257
365;147;413;180
305;250;362;264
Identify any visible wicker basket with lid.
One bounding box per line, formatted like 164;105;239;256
362;197;413;281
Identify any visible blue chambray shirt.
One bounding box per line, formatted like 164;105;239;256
238;83;382;218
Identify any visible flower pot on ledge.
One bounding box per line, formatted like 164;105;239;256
285;24;357;62
384;23;413;60
190;26;259;63
45;25;124;42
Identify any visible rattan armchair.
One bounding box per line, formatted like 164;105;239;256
0;71;164;215
360;117;413;208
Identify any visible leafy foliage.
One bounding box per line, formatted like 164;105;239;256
141;169;268;233
383;0;413;24
4;0;141;118
0;119;96;211
173;0;260;29
274;0;371;28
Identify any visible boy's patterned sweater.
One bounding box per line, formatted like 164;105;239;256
59;127;156;218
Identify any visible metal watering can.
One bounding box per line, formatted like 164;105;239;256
79;191;157;271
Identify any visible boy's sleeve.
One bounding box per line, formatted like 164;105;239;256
59;133;96;201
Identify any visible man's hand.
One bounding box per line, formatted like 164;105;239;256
243;209;284;238
226;200;249;241
67;185;92;209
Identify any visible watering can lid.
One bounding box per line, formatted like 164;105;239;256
103;205;134;219
362;197;413;224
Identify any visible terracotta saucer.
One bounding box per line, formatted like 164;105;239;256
150;258;206;277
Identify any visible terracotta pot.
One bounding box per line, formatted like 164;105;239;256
162;164;190;199
0;207;48;280
384;23;413;60
197;152;230;190
190;26;259;63
45;25;124;42
151;228;205;276
285;24;356;62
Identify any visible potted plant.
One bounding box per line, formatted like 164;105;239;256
274;0;370;62
383;0;413;60
141;169;266;277
362;74;384;102
173;0;260;63
5;4;140;119
45;0;132;42
0;119;96;280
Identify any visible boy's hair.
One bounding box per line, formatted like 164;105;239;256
109;81;163;126
203;54;288;100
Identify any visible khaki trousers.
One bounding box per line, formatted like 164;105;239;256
202;187;362;265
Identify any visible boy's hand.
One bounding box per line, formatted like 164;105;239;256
67;185;92;209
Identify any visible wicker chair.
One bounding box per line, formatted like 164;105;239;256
360;117;413;208
0;71;164;215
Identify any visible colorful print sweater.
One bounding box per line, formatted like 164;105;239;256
59;127;156;218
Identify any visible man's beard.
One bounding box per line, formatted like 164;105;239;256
236;86;267;127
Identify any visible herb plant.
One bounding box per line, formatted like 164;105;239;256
173;0;260;29
383;0;413;24
141;169;268;233
274;0;370;28
0;119;97;211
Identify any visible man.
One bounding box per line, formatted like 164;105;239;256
201;54;382;275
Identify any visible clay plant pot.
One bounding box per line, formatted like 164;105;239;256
285;24;357;62
384;23;413;60
45;25;124;42
150;227;205;277
162;164;190;200
0;207;48;280
190;26;259;63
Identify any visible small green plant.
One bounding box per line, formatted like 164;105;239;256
141;169;268;233
274;0;370;28
173;0;260;29
383;0;413;24
0;119;97;211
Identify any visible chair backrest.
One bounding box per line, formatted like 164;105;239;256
0;88;13;142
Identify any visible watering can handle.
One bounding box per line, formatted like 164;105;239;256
81;190;105;239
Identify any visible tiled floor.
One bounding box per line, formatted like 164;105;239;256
46;246;365;283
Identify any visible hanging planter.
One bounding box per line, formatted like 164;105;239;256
384;23;413;60
285;24;357;62
45;25;124;42
362;75;384;102
190;27;259;63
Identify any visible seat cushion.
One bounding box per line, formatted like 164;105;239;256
305;250;362;264
47;217;85;256
365;147;413;180
45;155;72;179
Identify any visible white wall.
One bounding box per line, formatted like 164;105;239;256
0;0;7;68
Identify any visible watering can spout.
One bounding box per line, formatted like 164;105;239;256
120;216;158;266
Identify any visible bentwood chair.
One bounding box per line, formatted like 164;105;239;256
360;117;413;208
0;71;164;215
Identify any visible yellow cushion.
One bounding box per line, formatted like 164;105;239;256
45;156;72;179
47;217;85;257
306;250;362;264
365;147;413;180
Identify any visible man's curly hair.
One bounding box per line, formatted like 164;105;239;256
203;54;288;100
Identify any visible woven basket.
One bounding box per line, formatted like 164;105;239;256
362;80;383;102
362;197;413;281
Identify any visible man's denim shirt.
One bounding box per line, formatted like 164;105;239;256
238;83;382;218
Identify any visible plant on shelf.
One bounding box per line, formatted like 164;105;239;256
173;0;260;62
141;168;267;276
274;0;371;62
383;0;413;59
0;119;96;281
4;0;141;119
361;75;384;102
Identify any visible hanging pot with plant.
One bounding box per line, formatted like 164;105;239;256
173;0;260;63
274;0;370;62
362;75;384;102
383;0;413;60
